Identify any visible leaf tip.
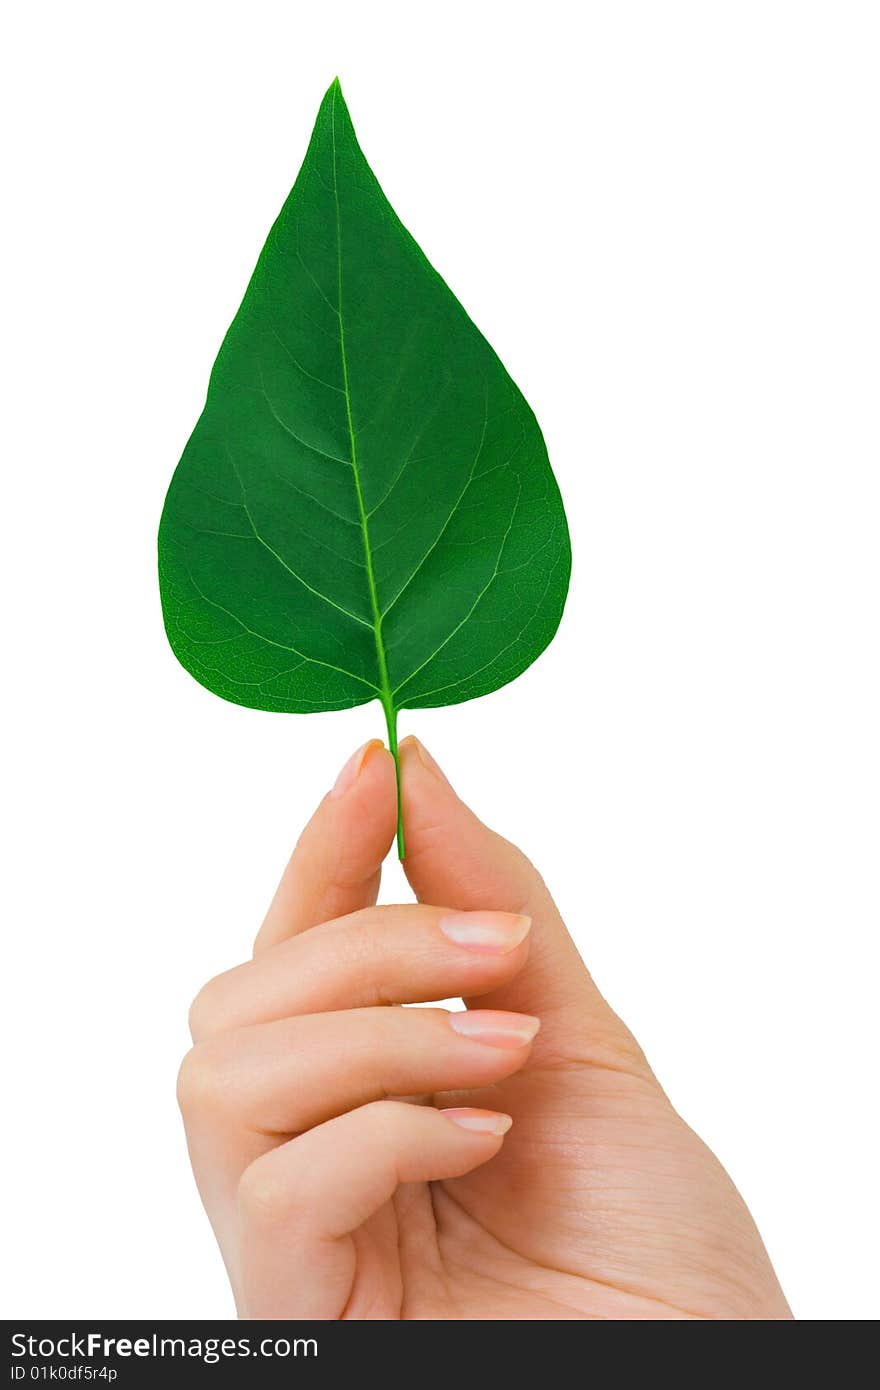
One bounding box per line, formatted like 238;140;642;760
319;76;352;125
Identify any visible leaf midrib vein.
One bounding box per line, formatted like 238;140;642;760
330;86;394;716
327;90;534;716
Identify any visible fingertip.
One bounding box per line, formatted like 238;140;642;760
329;738;384;799
315;736;398;872
329;737;397;810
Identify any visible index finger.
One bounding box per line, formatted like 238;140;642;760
254;739;397;954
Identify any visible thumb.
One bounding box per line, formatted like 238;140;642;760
399;736;623;1049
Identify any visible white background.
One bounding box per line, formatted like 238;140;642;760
2;2;878;1321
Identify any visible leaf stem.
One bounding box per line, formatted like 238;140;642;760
382;697;405;859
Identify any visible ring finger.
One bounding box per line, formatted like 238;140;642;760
178;1003;539;1201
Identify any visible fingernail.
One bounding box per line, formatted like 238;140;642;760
448;1010;540;1048
439;911;532;954
330;740;379;798
408;736;452;787
442;1107;513;1136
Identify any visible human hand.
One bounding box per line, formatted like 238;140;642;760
178;738;792;1319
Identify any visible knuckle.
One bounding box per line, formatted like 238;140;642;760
237;1162;295;1228
175;1041;231;1117
362;1098;408;1135
186;973;230;1040
367;1002;415;1049
331;914;377;970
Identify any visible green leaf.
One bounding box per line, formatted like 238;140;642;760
158;79;571;856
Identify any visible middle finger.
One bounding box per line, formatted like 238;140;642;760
189;905;533;1040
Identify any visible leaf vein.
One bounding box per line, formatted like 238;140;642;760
177;572;380;692
266;464;360;529
391;479;523;698
268;324;345;394
294;233;340;317
227;446;373;629
381;396;522;620
257;377;351;465
365;378;453;518
400;544;566;703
